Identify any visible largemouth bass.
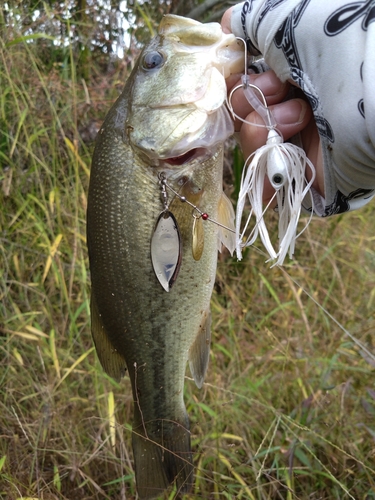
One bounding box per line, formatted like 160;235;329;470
87;15;243;499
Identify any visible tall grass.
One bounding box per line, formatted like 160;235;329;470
1;12;375;500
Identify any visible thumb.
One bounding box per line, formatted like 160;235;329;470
221;7;235;34
239;98;312;160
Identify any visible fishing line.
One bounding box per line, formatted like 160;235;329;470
228;38;316;267
283;270;375;363
249;244;375;364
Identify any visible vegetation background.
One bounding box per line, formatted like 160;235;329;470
1;1;374;499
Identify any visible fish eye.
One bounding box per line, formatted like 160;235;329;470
142;51;164;70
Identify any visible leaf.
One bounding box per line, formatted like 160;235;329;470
108;391;116;449
65;137;90;177
6;33;56;47
54;348;95;390
42;233;63;283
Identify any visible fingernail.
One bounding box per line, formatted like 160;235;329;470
251;72;287;98
272;100;307;125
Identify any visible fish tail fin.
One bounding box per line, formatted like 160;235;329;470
132;417;193;499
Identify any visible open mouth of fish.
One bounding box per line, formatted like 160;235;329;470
162;147;207;166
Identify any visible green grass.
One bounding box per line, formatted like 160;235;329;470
1;19;375;500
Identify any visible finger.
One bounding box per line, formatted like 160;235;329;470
221;7;234;34
226;73;243;92
239;99;314;203
239;98;312;159
301;119;325;196
229;71;290;131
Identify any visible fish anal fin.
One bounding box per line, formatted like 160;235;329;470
90;293;127;381
132;419;193;499
217;191;236;255
188;309;211;389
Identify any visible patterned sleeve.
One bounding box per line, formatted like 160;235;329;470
230;0;375;216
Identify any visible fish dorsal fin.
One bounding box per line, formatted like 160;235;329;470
90;293;127;381
217;191;236;255
188;309;212;389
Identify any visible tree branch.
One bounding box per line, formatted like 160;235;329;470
187;0;224;20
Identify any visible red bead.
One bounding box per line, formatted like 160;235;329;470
201;213;209;220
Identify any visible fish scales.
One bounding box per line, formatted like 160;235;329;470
87;14;243;499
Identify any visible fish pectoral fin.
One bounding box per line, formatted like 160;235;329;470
217;191;236;256
90;293;127;381
132;418;193;499
188;309;211;389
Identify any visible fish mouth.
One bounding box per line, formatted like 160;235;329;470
162;148;209;166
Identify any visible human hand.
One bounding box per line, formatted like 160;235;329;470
222;8;324;202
